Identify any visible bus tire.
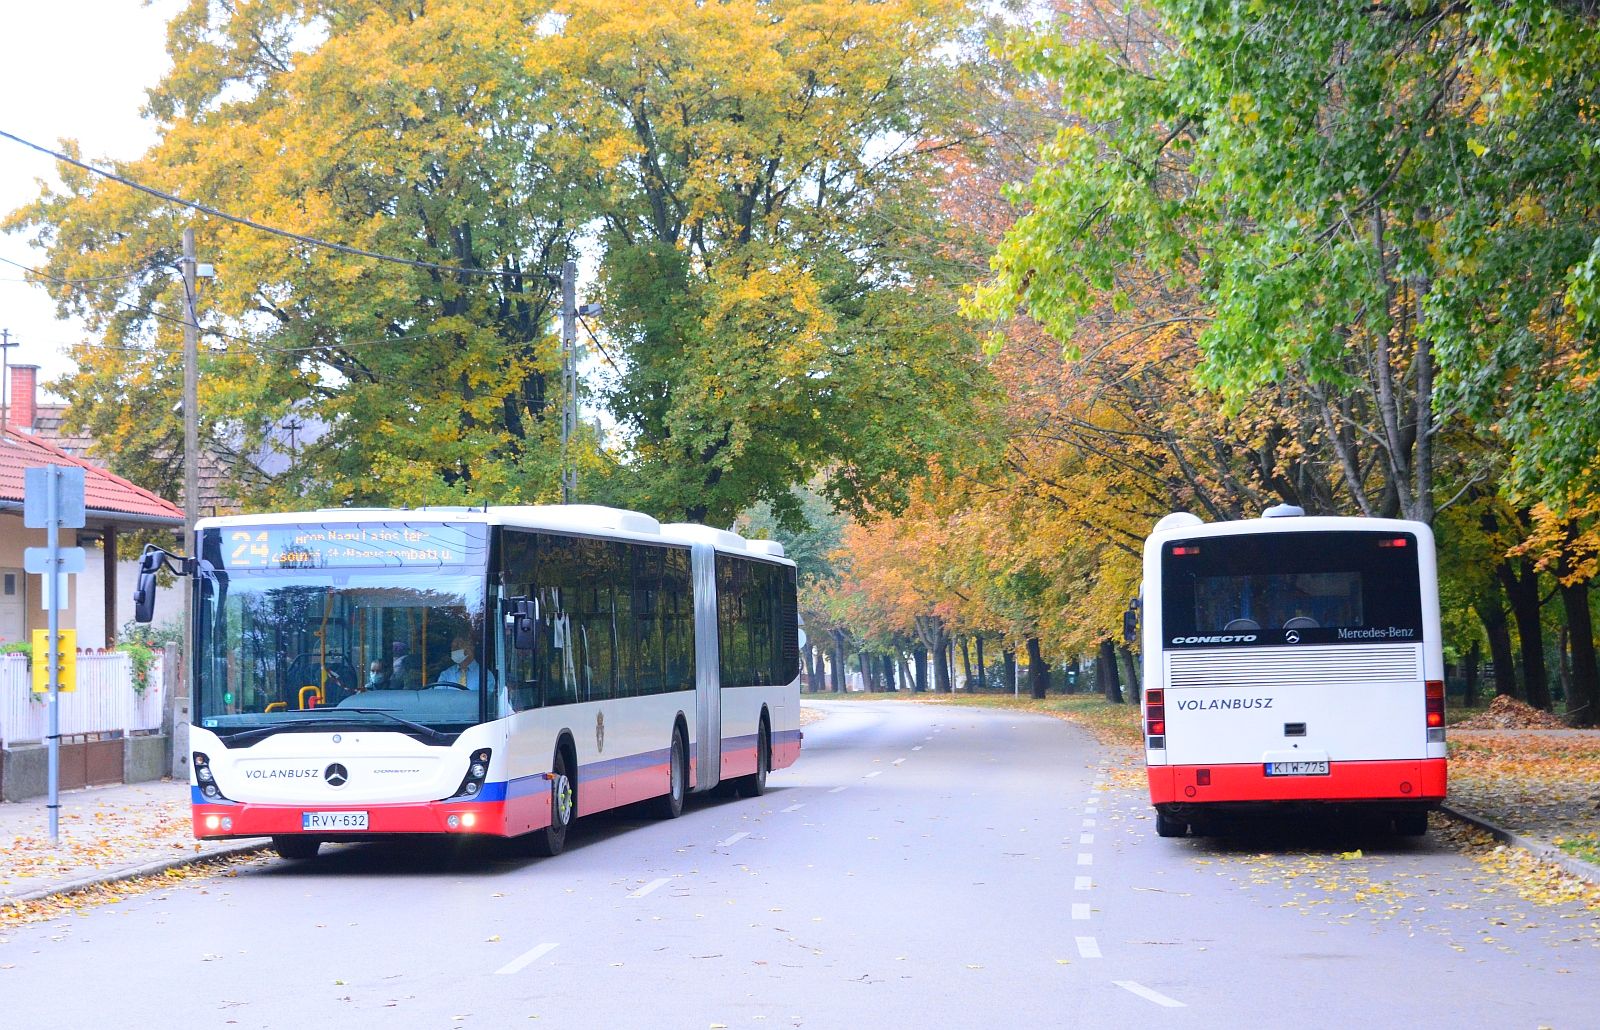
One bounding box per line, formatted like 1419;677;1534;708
531;747;576;857
1394;810;1428;837
1154;810;1187;838
737;719;770;798
272;836;321;860
652;724;688;820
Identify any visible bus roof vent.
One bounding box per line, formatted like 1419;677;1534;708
490;504;662;536
747;540;786;558
1152;512;1204;534
661;522;748;551
1262;503;1306;518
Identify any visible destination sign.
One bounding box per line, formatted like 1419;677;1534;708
214;523;487;570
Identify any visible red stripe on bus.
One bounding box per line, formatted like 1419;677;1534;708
1147;758;1447;805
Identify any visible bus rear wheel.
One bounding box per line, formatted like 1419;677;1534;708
652;725;687;820
531;747;575;857
1154;809;1188;838
272;836;321;860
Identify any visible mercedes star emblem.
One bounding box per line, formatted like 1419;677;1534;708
324;763;349;787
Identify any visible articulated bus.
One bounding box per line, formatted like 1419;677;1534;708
139;505;802;860
1140;506;1446;838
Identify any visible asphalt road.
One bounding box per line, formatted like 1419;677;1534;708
2;700;1596;1027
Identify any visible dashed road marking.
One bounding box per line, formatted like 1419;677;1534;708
1113;981;1186;1008
781;803;804;813
628;878;671;899
1076;936;1102;959
718;832;750;848
912;746;923;751
865;770;883;778
1072;903;1091;920
828;786;848;793
1079;833;1095;845
495;942;559;975
1077;853;1093;866
1082;817;1096;828
1074;876;1092;891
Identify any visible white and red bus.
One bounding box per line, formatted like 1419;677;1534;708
137;505;802;859
1139;506;1446;837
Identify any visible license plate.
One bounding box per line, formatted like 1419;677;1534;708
1264;761;1329;776
302;811;369;831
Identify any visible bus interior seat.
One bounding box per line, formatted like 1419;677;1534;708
1283;616;1320;629
1223;618;1261;632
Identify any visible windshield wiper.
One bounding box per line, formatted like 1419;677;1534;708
336;708;453;744
221;712;453;747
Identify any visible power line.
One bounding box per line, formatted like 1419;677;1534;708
0;127;554;282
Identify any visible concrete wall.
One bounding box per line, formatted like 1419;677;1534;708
1;735;170;803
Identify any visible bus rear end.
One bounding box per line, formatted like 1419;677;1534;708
1142;514;1447;837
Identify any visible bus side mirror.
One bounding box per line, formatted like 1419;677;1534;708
1122;609;1138;644
133;551;163;624
510;598;538;652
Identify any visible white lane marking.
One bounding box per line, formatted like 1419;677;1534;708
892;758;906;766
495;942;558;976
781;803;804;813
912;746;923;751
865;770;883;778
628;877;671;899
1079;833;1095;845
1074;876;1092;891
1076;937;1101;959
829;786;848;793
1113;981;1186;1008
1072;903;1091;920
1082;817;1096;828
1077;853;1093;866
719;832;749;848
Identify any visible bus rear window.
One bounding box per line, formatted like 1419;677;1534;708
1161;531;1423;647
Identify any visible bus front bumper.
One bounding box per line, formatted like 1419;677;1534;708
191;792;544;840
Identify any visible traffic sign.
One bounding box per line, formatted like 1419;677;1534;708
31;628;77;693
24;546;86;574
23;465;86;529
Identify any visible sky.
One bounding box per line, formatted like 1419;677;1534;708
0;0;183;399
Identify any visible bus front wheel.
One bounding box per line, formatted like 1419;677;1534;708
531;748;575;857
1393;810;1428;837
272;836;321;860
1154;809;1188;838
737;721;770;798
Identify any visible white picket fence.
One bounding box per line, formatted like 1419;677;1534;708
0;651;166;745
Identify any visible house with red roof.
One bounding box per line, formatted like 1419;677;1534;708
1;425;184;648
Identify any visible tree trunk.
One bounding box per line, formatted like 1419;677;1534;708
1462;638;1481;710
1002;649;1017;693
831;629;847;693
1499;558;1551;709
1474;590;1517;697
1025;636;1050;699
959;637;972;691
912;646;928;693
1558;546;1599;727
1099;639;1124;703
976;636;987;690
898;653;913;692
933;629;952;693
1118;645;1141;705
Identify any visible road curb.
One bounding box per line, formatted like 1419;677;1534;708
0;840;269;909
1439;803;1600;888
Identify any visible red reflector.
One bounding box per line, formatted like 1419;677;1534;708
1378;537;1409;548
1196;769;1211;786
1425;680;1445;700
1146;688;1163;705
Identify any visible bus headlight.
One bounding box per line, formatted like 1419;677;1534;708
193;752;234;803
445;749;493;802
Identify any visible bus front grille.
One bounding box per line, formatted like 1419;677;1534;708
1166;644;1422;689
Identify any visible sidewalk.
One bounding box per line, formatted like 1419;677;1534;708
0;779;266;907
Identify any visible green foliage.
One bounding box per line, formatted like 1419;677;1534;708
115;641;158;697
738;484;847;585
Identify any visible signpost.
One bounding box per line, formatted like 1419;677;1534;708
23;464;86;842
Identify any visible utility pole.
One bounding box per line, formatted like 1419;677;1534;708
559;259;577;503
0;328;16;434
181;228;199;696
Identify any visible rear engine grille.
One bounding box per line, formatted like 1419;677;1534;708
1166;644;1421;689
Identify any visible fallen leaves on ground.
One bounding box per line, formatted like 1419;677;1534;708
1448;731;1600;843
1455;695;1570;729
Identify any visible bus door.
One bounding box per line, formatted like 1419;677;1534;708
690;541;722;792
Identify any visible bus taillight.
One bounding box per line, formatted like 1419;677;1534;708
1425;680;1445;738
1145;689;1165;747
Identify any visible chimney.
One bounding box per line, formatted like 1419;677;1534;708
7;364;39;431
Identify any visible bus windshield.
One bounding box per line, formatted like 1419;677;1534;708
1160;530;1423;648
194;523;490;743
